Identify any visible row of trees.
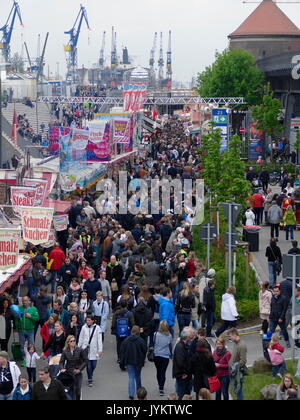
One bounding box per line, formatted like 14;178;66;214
197;48;284;139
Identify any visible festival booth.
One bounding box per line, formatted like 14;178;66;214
0;254;32;295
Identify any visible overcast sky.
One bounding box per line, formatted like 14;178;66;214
1;0;300;84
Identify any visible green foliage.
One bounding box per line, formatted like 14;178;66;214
252;85;284;139
241;361;300;400
10;53;24;73
197;48;264;105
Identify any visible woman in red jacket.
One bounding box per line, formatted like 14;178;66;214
213;337;231;401
40;314;59;357
186;251;197;279
77;261;90;283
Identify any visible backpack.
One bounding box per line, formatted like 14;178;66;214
116;312;130;338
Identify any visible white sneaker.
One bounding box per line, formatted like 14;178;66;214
277;373;283;379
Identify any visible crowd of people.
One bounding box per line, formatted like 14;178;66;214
0;119;300;401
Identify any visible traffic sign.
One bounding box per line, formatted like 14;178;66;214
221;203;242;225
225;231;239;248
240;127;246;134
200;223;217;242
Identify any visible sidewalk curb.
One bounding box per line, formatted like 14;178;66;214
238;325;261;333
249;261;263;285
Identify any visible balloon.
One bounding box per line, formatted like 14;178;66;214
10;305;22;319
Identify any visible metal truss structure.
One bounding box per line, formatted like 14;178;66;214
38;96;247;106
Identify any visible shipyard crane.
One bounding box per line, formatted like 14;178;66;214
99;31;106;70
166;30;172;87
0;1;23;63
158;32;164;83
110;26;118;86
64;4;90;83
149;32;157;87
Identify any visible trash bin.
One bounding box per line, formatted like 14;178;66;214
243;226;261;252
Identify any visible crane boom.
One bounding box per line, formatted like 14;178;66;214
149;32;157;69
166;30;172;84
0;1;24;63
158;32;164;81
64;4;90;83
99;31;106;70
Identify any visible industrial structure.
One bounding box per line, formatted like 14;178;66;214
64;4;90;83
0;1;23;63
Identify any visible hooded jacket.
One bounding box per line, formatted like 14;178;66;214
12;383;32;400
268;205;282;224
120;335;147;368
221;293;239;321
15;305;39;332
158;296;175;327
132;302;153;336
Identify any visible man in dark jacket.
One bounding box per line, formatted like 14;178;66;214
288;241;300;255
120;326;147;400
106;255;124;289
259;169;270;192
84;269;102;301
58;257;77;290
111;300;135;367
144;258;161;292
172;327;194;400
203;280;216;337
132;297;153;344
32;367;66;400
269;286;290;347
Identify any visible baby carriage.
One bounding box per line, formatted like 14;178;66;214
56;371;75;400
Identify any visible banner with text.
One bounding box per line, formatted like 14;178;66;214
23;178;48;207
123;83;148;112
0;228;20;270
10;186;37;217
53;214;69;231
113;119;131;144
20;207;53;246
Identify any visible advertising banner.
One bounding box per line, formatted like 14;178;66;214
249;122;264;160
48;126;70;155
20;207;53;246
53;214;69;232
113;119;131;144
123;83;148;112
23;178;48;207
0;228;20;270
10;186;37;217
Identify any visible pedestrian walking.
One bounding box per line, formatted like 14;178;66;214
203;280;216;337
172;327;194;400
269;286;291;348
59;335;88;400
283;205;296;241
25;344;40;384
175;282;195;335
215;287;239;337
0;351;21;400
153;321;173;397
91;291;109;342
228;328;248;401
190;339;216;399
213;337;231;401
259;281;273;334
158;287;175;337
78;315;103;387
32;367;66;400
265;238;282;287
12;376;32;400
120;325;147;400
268;201;282;240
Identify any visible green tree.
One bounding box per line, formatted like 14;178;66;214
251;85;284;139
197;48;264;105
10;53;24;73
217;135;251;205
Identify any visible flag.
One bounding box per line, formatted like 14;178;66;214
12;106;18;145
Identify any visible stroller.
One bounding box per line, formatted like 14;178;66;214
56;371;75;400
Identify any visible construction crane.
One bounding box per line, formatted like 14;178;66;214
64;4;90;83
158;32;164;83
99;31;106;70
166;30;172;87
0;1;23;63
149;32;157;87
110;26;118;86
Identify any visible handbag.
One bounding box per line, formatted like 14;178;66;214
84;325;96;358
147;333;157;362
270;246;281;274
207;376;221;393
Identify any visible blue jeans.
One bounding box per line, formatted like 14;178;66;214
191;319;199;330
19;330;35;359
272;362;286;377
177;313;192;335
268;262;277;287
127;365;142;398
216;376;230;401
0;393;13;400
285;226;295;240
296;354;300;378
86;360;98;381
27;277;38;299
237;384;244;401
176;377;192;400
269;320;289;342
